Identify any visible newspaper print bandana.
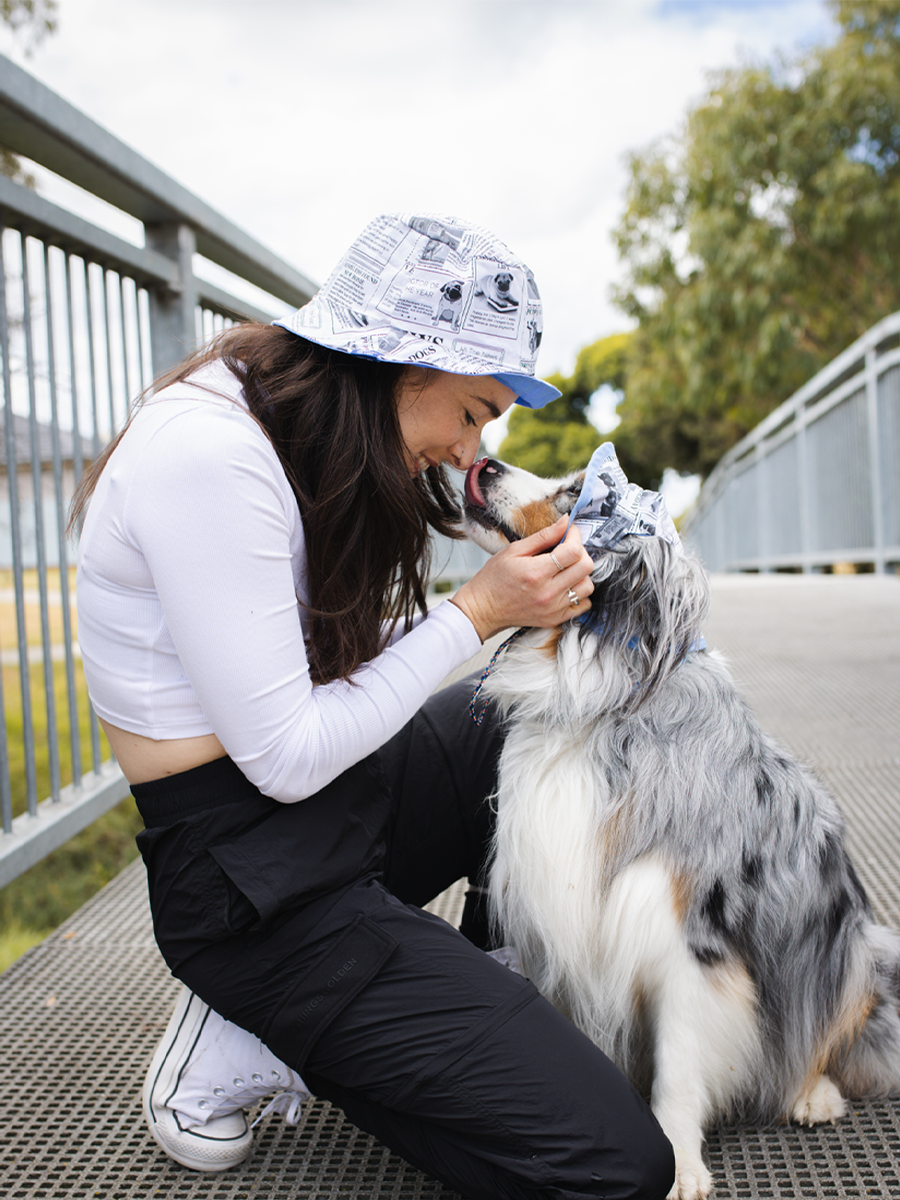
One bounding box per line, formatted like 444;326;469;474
273;213;561;409
565;442;682;560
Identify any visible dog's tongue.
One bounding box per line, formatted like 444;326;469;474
465;458;488;507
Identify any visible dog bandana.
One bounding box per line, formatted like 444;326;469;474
565;442;681;560
469;444;696;724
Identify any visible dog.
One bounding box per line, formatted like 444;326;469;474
433;279;465;331
476;270;519;312
462;451;900;1200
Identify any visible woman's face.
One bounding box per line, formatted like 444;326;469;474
395;369;517;477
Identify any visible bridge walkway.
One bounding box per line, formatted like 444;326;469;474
1;574;898;1200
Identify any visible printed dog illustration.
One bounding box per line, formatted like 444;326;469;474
476;270;519;312
433;279;465;331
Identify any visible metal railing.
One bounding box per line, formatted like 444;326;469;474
682;310;900;575
0;54;315;887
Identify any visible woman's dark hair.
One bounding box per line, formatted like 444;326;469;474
69;323;465;685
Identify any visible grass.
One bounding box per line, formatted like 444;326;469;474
0;566;79;649
3;658;108;818
0;796;143;971
0;578;143;972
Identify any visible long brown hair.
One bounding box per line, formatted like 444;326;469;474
70;324;465;685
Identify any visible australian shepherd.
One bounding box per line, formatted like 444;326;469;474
462;452;900;1200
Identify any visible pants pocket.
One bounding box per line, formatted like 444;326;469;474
261;913;398;1068
207;756;392;927
136;823;241;963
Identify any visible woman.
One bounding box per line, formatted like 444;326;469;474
74;213;675;1199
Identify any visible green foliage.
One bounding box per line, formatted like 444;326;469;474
0;796;143;942
567;332;630;410
0;0;57;47
612;0;900;478
0;917;44;973
0;656;139;973
1;0;57;184
499;333;630;477
3;659;108;819
499;408;600;478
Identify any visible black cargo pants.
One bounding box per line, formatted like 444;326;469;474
133;679;674;1200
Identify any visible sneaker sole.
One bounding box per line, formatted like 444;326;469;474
143;986;253;1172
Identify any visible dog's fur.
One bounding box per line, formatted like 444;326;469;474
463;457;900;1200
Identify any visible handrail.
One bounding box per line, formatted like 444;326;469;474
0;54;316;308
681;310;900;575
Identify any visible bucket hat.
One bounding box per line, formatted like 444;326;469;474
273;213;561;409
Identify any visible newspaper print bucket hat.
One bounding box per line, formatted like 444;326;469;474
273;213;561;409
565;442;682;559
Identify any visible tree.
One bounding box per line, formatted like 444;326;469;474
1;0;57;186
498;333;629;477
0;0;55;46
612;0;900;480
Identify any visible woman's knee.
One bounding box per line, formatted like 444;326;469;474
545;1113;674;1200
616;1120;675;1200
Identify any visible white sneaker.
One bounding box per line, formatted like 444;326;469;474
143;984;312;1172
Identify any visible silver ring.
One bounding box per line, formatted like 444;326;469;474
549;551;564;573
567;589;579;608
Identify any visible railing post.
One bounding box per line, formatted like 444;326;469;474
145;222;198;377
796;404;813;573
757;443;772;573
865;346;886;574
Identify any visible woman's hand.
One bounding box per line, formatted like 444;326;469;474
449;516;595;642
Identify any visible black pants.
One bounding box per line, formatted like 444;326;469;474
133;680;674;1200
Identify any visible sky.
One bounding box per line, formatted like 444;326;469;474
1;0;839;505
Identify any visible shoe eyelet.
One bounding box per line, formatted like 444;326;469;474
213;1087;226;1097
252;1073;263;1083
271;1070;281;1081
233;1077;244;1087
198;1099;209;1109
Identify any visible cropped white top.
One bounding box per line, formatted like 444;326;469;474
76;360;481;803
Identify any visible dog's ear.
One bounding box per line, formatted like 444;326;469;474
578;538;710;708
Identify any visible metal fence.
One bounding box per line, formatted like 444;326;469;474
682;310;900;575
0;54;314;887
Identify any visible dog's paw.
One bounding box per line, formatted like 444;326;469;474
790;1075;847;1126
666;1155;713;1200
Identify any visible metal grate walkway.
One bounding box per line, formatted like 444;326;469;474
1;574;899;1200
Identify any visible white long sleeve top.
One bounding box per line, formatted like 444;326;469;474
76;360;482;802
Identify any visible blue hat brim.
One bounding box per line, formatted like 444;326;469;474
492;373;562;409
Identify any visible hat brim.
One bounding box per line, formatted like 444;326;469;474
492;373;561;409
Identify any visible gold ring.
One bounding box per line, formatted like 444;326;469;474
549;551;564;573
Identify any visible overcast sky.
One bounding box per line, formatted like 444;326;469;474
2;0;837;500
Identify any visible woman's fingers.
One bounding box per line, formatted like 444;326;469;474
451;516;596;640
524;519;594;592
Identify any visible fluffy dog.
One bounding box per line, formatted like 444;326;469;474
463;452;900;1200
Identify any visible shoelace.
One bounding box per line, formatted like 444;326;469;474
251;1087;310;1129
